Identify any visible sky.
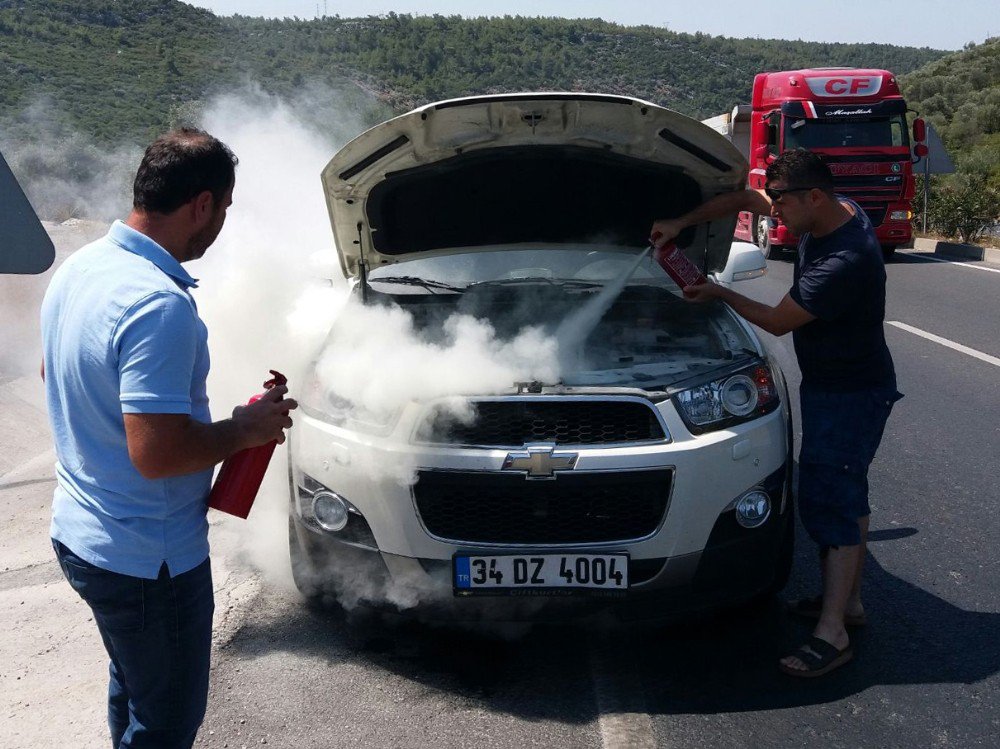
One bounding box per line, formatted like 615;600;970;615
187;0;997;51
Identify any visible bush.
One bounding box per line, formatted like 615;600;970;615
928;172;1000;244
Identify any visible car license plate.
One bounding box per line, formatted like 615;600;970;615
453;554;628;595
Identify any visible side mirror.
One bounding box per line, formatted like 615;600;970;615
912;117;926;143
0;149;54;275
753;146;776;165
714;242;768;287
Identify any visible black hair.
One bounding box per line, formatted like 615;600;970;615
133;128;238;213
765;148;835;195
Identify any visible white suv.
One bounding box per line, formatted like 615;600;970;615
288;93;793;621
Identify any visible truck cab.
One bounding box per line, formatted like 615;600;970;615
705;68;927;259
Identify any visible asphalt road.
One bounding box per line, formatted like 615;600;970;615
196;248;1000;749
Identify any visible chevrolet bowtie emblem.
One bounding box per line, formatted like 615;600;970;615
502;445;578;479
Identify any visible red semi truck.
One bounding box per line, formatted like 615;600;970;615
703;68;927;259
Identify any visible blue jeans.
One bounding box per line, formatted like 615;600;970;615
53;540;214;749
798;385;903;547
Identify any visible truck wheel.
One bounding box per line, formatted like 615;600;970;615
755;215;775;259
881;245;897;261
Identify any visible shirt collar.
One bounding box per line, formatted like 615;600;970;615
107;220;200;289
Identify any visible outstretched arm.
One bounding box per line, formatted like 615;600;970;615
683;286;815;337
650;190;772;247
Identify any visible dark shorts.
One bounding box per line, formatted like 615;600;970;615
798;384;902;547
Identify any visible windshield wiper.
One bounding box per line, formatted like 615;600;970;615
368;276;467;294
469;278;604;290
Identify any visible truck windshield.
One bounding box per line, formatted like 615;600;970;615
784;115;909;149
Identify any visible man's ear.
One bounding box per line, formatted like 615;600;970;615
192;190;215;221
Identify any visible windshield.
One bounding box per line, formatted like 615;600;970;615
365;249;757;389
784;115;909;149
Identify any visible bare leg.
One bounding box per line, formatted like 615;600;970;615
848;514;869;617
813;515;867;617
812;543;861;648
781;545;858;671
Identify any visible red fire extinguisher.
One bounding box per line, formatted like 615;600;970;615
649;233;707;289
208;370;288;519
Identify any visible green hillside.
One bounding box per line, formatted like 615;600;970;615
901;38;1000;242
0;0;946;147
902;37;1000;155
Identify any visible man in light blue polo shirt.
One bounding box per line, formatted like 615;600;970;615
41;129;297;749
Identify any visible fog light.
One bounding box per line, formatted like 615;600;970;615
735;490;771;528
312;491;349;532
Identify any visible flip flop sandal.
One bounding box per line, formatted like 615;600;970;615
788;596;867;627
779;636;854;678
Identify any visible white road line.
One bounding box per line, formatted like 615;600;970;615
589;641;657;749
896;250;1000;274
886;321;1000;367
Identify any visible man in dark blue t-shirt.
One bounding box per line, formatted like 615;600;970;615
651;149;901;678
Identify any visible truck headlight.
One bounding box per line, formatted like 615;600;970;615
673;362;780;433
889;210;912;221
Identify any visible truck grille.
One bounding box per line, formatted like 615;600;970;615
860;205;888;227
833;175;905;189
422;400;666;447
414;469;672;544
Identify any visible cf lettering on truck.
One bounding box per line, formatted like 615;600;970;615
703;68;928;259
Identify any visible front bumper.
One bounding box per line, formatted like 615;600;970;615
875;220;911;247
290;462;791;623
774;213;912;248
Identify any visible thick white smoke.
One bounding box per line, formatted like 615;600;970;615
316;302;560;419
184;89;351;590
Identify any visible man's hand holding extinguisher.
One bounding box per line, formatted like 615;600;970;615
210;371;297;518
231;379;296;448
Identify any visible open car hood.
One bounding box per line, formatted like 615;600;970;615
321;93;747;279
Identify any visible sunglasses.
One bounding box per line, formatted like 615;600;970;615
764;185;817;202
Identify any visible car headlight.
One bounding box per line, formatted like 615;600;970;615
300;369;401;434
673;362;780;433
889;210;912;221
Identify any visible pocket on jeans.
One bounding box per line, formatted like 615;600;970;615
799;445;867;476
54;543;144;632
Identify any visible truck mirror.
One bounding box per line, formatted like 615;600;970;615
0;149;54;275
752;121;769;150
912;118;926;143
753;145;770;162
